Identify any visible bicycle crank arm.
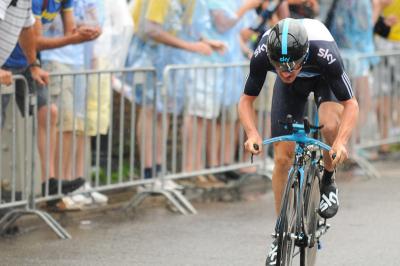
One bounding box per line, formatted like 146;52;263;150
315;223;330;239
290;233;304;241
271;232;304;242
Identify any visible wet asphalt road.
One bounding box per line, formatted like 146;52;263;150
0;160;399;266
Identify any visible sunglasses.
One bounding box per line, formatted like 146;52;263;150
268;52;308;73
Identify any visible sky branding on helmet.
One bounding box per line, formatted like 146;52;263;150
281;19;290;55
280;56;290;62
317;48;337;64
254;43;267;57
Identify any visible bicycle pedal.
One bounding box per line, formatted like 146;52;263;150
318;220;331;229
317;219;327;227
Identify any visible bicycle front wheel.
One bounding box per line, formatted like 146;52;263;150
276;170;298;266
301;169;320;266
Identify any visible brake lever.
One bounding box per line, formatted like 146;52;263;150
303;117;310;134
251;143;260;164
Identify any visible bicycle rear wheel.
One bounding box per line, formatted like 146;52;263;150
301;169;320;266
275;170;298;266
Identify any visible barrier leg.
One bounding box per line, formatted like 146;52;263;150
20;89;71;239
34;210;71;239
0;208;71;239
125;187;191;215
168;189;197;214
351;153;381;179
0;210;22;232
124;191;148;211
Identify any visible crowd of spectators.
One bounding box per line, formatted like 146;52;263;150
1;0;400;210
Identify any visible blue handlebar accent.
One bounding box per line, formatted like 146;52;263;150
288;123;319;134
262;123;331;151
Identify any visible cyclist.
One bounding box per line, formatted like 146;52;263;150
238;18;359;264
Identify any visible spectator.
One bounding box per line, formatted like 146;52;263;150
373;0;400;155
240;0;290;57
3;0;100;204
74;0;135;206
0;0;49;187
0;1;48;211
181;0;227;188
69;0;109;207
287;0;319;18
0;0;45;86
39;0;101;209
204;0;262;182
86;0;133;170
125;0;214;190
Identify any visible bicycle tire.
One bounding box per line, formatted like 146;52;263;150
300;167;320;266
275;169;298;266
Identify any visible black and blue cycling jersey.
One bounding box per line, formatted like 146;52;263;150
244;19;355;137
244;19;354;102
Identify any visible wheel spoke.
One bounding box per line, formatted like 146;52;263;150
301;169;320;266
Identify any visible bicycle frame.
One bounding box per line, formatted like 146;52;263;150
263;120;332;266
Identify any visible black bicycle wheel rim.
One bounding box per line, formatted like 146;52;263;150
301;169;320;266
276;170;297;266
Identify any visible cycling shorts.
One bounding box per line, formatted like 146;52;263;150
271;76;339;137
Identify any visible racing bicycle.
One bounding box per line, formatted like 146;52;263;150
254;115;333;266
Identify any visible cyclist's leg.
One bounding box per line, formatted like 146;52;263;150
270;77;310;215
272;142;295;214
318;101;343;171
313;78;344;171
314;82;341;218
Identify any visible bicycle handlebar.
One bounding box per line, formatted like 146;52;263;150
250;115;334;163
278;115;323;134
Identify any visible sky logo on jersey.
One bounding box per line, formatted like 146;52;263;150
318;48;337;64
254;43;267;57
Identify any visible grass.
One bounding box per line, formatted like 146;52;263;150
90;162;140;185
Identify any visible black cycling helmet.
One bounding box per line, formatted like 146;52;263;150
266;18;309;72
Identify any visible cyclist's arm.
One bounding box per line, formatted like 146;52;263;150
318;38;360;159
324;62;359;163
334;97;359;147
239;40;271;153
238;94;259;136
239;94;263;154
326;69;359;146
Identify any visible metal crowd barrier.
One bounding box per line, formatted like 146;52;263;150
39;67;187;216
0;75;70;239
0;75;29;210
40;68;160;192
2;51;398;239
0;68;179;239
126;63;273;214
353;51;400;150
0;64;273;238
342;51;400;178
